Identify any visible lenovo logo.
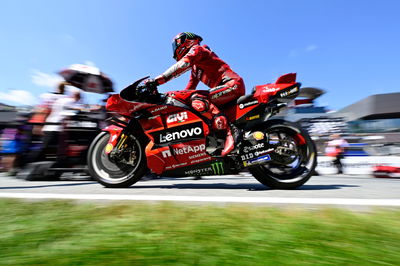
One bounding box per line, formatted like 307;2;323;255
160;127;202;143
151;122;205;145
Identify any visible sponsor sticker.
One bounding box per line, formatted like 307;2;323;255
190;156;212;164
150;106;168;113
161;149;172;158
239;100;259;110
166;111;188;124
188;152;207;160
184;167;213;176
150;122;204;144
211;162;224;175
243;143;265;153
161;144;206;158
254;149;274;156
245;114;260;121
243;154;271;167
165;162;187;170
262;87;280;93
211;85;236;99
279;87;298;98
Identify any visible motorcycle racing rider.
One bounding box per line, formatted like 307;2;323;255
148;32;245;156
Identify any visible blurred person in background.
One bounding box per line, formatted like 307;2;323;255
325;133;349;174
26;88;85;166
28;81;69;136
0;110;32;176
0;126;24;175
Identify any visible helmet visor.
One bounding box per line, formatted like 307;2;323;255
172;41;178;60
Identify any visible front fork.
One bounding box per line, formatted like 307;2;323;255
103;117;143;164
102;115;133;156
103;125;124;155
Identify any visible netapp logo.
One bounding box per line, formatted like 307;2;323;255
151;122;204;144
161;144;206;158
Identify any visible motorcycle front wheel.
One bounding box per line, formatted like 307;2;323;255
249;120;317;189
87;132;147;188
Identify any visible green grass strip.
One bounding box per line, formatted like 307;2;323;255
0;199;399;265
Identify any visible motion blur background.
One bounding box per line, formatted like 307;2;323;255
1;2;400;264
1;0;400;175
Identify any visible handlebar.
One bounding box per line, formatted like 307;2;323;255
120;76;163;103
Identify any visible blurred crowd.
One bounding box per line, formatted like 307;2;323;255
0;82;106;175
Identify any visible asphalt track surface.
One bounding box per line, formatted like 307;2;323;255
0;173;399;209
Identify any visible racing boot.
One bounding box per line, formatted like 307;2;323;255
212;115;237;157
221;129;235;157
221;124;241;156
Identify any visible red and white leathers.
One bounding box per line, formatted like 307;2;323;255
155;44;245;156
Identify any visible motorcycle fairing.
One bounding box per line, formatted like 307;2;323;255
224;74;301;124
106;94;155;116
253;74;300;104
162;160;231;177
141;105;213;175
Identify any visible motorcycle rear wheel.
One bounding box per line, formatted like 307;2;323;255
249;120;317;189
87;132;147;188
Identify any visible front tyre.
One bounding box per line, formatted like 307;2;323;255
87;132;147;188
249;120;317;189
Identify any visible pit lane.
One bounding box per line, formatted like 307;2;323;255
0;173;399;209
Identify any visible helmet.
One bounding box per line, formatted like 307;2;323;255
172;32;203;61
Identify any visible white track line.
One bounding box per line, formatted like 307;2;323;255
0;193;400;206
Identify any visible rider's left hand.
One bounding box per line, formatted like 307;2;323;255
144;78;158;88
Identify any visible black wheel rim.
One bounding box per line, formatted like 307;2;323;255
259;125;316;183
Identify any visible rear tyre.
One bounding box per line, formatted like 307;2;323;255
87;132;147;188
249;120;317;189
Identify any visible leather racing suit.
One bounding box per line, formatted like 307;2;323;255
155;44;245;106
155;44;245;156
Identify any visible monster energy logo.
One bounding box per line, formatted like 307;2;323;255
185;32;196;38
211;162;224;175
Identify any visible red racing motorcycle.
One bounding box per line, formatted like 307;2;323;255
87;73;317;188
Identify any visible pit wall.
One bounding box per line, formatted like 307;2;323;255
316;156;400;175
